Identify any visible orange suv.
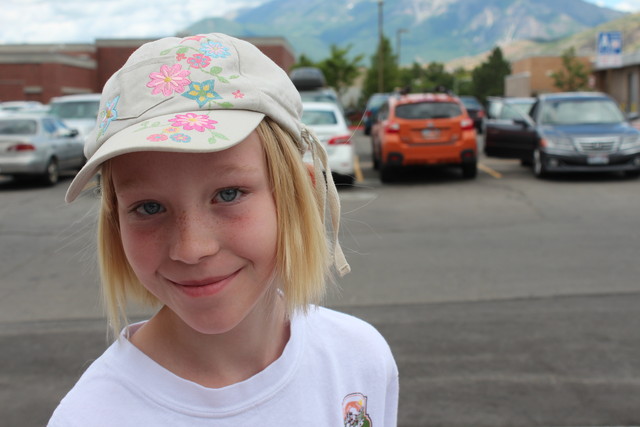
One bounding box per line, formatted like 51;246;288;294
371;93;478;182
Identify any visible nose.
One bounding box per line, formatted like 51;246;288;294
169;210;220;264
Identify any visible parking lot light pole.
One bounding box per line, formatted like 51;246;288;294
397;28;408;67
377;0;384;93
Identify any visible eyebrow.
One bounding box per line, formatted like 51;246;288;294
114;162;262;193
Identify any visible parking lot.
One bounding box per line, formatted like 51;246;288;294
2;132;640;426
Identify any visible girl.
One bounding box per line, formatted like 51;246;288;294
49;32;398;426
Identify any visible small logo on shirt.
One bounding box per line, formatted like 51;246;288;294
343;392;372;427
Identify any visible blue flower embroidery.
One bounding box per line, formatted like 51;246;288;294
98;95;119;137
199;41;230;59
182;80;222;107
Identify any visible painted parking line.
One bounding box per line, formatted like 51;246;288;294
478;162;503;179
354;155;365;182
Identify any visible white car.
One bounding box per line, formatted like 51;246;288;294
301;102;355;185
48;93;101;142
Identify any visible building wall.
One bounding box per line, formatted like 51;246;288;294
507;55;592;96
0;37;296;104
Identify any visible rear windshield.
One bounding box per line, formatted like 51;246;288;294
301;110;338;125
49;100;99;120
0;119;37;135
395;102;462;119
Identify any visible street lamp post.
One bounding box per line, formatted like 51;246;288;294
377;0;384;93
396;28;408;67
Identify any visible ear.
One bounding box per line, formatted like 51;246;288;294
305;162;316;186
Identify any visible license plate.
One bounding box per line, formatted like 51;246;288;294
587;155;609;165
422;129;440;139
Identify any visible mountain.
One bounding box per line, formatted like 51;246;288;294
446;11;640;70
182;0;626;66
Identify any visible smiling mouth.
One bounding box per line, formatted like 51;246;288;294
170;270;240;297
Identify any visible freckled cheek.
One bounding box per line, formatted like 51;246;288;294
119;224;165;277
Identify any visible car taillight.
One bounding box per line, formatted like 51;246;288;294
477;110;485;118
328;135;351;145
385;122;400;134
8;143;36;151
461;119;474;130
365;110;372;118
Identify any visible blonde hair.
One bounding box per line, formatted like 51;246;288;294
97;118;330;336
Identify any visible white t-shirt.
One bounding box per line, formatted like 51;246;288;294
48;306;399;426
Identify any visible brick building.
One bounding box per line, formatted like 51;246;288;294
0;36;295;104
505;55;593;97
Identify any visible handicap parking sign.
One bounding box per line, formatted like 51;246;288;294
597;31;622;67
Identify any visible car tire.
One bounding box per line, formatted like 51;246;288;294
372;147;380;170
41;158;60;186
461;162;477;179
532;148;547;179
625;170;640;178
380;164;396;183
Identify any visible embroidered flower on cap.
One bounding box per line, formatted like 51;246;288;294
183;80;222;108
97;96;119;138
147;64;191;96
136;113;229;145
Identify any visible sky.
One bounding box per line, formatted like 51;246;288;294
1;0;640;45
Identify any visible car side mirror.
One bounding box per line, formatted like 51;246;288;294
58;128;79;138
513;118;530;128
627;112;639;122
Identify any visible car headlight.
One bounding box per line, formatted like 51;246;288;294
542;135;574;150
621;135;640;150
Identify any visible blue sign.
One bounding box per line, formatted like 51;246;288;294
597;31;623;67
598;31;622;55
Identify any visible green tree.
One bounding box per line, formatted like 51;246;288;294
317;44;364;98
362;36;399;101
471;47;511;104
292;53;316;69
550;47;590;91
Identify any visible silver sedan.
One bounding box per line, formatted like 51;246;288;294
0;114;84;185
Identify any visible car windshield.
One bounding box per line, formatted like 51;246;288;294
510;101;534;116
539;99;625;125
366;94;390;109
395;102;462;119
49;100;99;120
0;119;37;135
460;97;481;109
301;110;338;125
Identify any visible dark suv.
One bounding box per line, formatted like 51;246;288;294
484;92;640;178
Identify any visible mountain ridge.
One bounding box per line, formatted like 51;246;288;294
182;0;627;66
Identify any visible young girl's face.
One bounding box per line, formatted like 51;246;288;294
110;131;279;335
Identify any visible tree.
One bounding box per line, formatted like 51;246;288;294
316;44;364;98
362;36;399;101
471;47;511;104
550;47;590;91
292;53;316;69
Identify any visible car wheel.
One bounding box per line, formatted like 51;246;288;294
625;170;640;178
372;148;380;170
461;162;477;179
41;158;60;186
532;148;547;179
380;164;396;183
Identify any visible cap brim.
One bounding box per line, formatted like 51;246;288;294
65;109;265;202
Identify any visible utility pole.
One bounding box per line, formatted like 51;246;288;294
396;28;408;67
377;0;384;93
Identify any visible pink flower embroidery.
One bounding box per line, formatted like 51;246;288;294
147;134;168;142
176;53;186;61
168;113;217;132
181;35;207;43
233;90;244;99
187;53;211;69
147;64;191;96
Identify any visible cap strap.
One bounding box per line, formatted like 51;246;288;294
301;127;351;277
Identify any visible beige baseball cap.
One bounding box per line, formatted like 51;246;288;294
65;32;349;276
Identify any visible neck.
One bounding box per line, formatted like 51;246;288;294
130;293;290;388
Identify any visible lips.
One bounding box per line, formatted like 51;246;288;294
169;269;240;298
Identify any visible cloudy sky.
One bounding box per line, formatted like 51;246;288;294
2;0;639;44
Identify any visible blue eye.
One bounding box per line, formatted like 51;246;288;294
135;202;164;215
217;188;240;203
